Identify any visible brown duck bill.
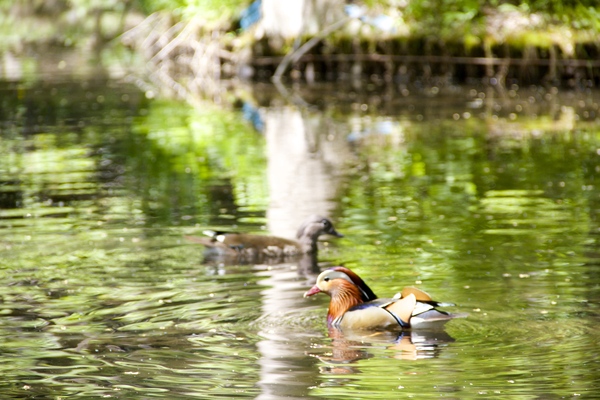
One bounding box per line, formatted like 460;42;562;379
303;285;321;298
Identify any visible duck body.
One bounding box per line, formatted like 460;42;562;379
188;231;301;257
304;266;462;331
186;215;343;260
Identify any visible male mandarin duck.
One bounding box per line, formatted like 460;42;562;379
304;266;462;330
186;215;343;258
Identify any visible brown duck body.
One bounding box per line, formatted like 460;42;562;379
304;266;464;330
186;215;343;259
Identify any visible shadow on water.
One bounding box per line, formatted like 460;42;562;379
1;69;600;398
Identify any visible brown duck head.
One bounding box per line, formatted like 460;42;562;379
295;215;343;253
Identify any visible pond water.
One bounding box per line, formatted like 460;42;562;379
1;70;599;399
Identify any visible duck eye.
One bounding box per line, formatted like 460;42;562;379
323;277;330;282
322;219;330;227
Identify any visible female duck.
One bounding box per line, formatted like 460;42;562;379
187;215;343;259
304;266;462;330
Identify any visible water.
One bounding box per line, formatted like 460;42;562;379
1;73;600;399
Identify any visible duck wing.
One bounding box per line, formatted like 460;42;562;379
336;294;417;330
400;287;456;307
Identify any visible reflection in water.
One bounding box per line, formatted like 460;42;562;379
200;248;320;269
256;106;354;397
197;103;349;398
319;328;455;365
255;262;321;400
264;106;350;238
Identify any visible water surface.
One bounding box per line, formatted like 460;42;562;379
1;75;599;398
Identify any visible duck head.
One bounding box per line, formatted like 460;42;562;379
296;215;343;252
304;266;377;299
304;267;378;324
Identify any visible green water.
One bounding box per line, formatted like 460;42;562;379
1;76;599;399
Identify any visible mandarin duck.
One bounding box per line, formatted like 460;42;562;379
186;215;343;259
304;266;462;330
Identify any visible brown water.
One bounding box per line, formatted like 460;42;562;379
1;73;599;399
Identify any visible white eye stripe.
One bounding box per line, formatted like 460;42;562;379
317;270;354;286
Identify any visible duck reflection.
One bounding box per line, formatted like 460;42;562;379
316;327;455;367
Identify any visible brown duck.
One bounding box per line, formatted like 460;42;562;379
186;215;343;259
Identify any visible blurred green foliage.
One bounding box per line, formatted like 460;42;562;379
1;0;598;52
0;78;265;236
137;0;247;22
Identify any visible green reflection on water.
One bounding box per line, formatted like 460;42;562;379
1;79;600;399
